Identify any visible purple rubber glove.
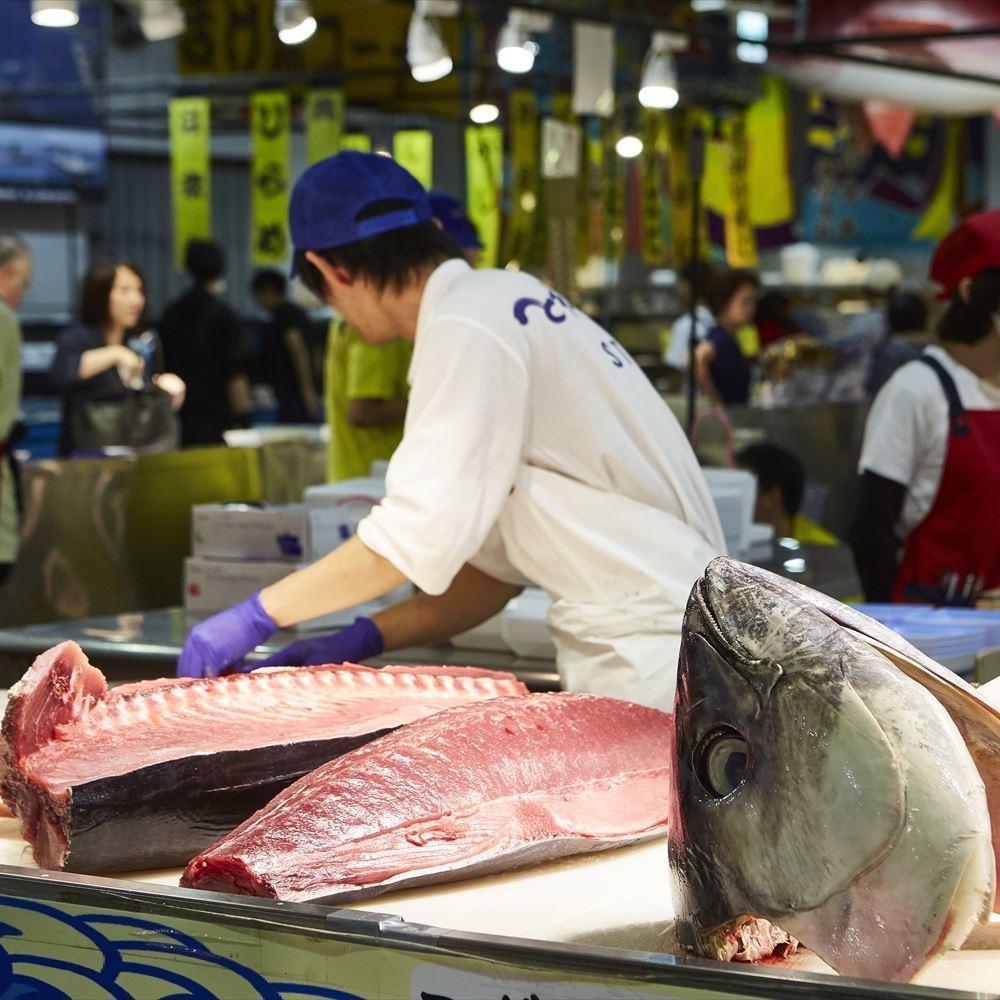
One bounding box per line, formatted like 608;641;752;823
242;617;384;672
177;591;277;678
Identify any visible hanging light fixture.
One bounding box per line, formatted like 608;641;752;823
469;102;500;124
31;0;79;27
139;0;185;41
735;9;769;64
496;7;552;75
615;134;643;158
274;0;317;45
639;32;684;109
408;0;460;82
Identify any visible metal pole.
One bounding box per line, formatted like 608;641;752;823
686;124;706;439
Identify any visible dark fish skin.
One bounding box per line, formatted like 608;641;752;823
55;733;390;873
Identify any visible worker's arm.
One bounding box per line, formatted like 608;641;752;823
847;470;906;602
283;327;322;420
347;397;407;428
694;340;721;404
373;563;522;649
247;563;523;670
79;344;142;382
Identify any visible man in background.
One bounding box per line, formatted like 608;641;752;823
0;233;31;586
159;240;252;446
736;442;839;545
250;268;321;424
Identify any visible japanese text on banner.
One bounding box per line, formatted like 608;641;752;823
465;125;502;269
504;90;540;269
725;113;758;267
393;130;433;188
305;88;344;165
169;97;211;271
251;90;291;266
601;118;625;265
640;109;667;267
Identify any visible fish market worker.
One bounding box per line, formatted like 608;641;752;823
177;152;724;710
849;210;1000;604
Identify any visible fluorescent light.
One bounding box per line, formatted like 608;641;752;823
639;33;681;109
691;0;727;10
497;20;535;74
469;102;500;124
31;0;78;27
408;3;453;82
616;134;643;158
275;0;317;45
139;0;185;41
736;9;768;63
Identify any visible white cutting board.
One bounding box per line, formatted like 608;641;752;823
0;816;997;991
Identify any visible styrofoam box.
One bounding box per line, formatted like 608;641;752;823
192;504;349;562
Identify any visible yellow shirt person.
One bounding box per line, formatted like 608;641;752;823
324;319;411;482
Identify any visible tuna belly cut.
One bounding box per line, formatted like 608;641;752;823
182;693;673;902
0;641;526;874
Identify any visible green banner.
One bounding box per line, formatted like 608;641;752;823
168;97;211;270
465;124;502;268
392;129;433;188
640;109;667;267
305;87;344;165
504;89;540;270
340;133;372;153
250;90;291;266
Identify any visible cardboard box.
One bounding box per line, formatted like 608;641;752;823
191;504;349;562
183;557;411;632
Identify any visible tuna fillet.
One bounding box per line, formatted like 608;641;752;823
0;641;526;874
182;693;672;902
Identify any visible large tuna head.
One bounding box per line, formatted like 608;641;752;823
670;557;995;983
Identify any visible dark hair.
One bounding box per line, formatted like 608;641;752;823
294;198;463;300
251;268;287;296
185;239;225;284
0;232;28;268
736;442;804;517
707;268;759;317
887;291;927;334
79;259;145;330
937;267;1000;345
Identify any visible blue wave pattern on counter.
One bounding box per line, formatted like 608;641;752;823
0;897;363;999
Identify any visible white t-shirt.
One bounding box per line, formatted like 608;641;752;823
358;260;724;619
858;344;1000;538
663;305;714;370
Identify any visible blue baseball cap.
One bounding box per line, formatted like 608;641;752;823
429;191;483;250
289;151;433;259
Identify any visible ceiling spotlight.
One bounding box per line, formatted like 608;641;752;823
639;31;684;109
31;0;78;27
139;0;185;41
736;9;768;64
275;0;317;46
408;0;459;82
496;7;552;75
616;134;644;158
469;102;500;124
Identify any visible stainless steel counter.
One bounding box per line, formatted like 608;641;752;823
0;607;560;690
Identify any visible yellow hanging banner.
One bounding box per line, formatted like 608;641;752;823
666;111;694;268
169;97;211;271
640;109;667;267
305;88;344;165
578;125;603;267
340;133;372;153
725;113;758;267
393;130;433;188
504;90;540;269
251;90;291;266
601;118;625;264
465;125;502;269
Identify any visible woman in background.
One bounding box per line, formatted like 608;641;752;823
694;269;758;407
51;260;184;456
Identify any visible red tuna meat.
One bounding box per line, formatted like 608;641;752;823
182;693;672;902
1;641;526;874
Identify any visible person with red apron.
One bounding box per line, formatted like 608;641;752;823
849;210;1000;605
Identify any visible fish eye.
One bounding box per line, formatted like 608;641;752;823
693;727;750;799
